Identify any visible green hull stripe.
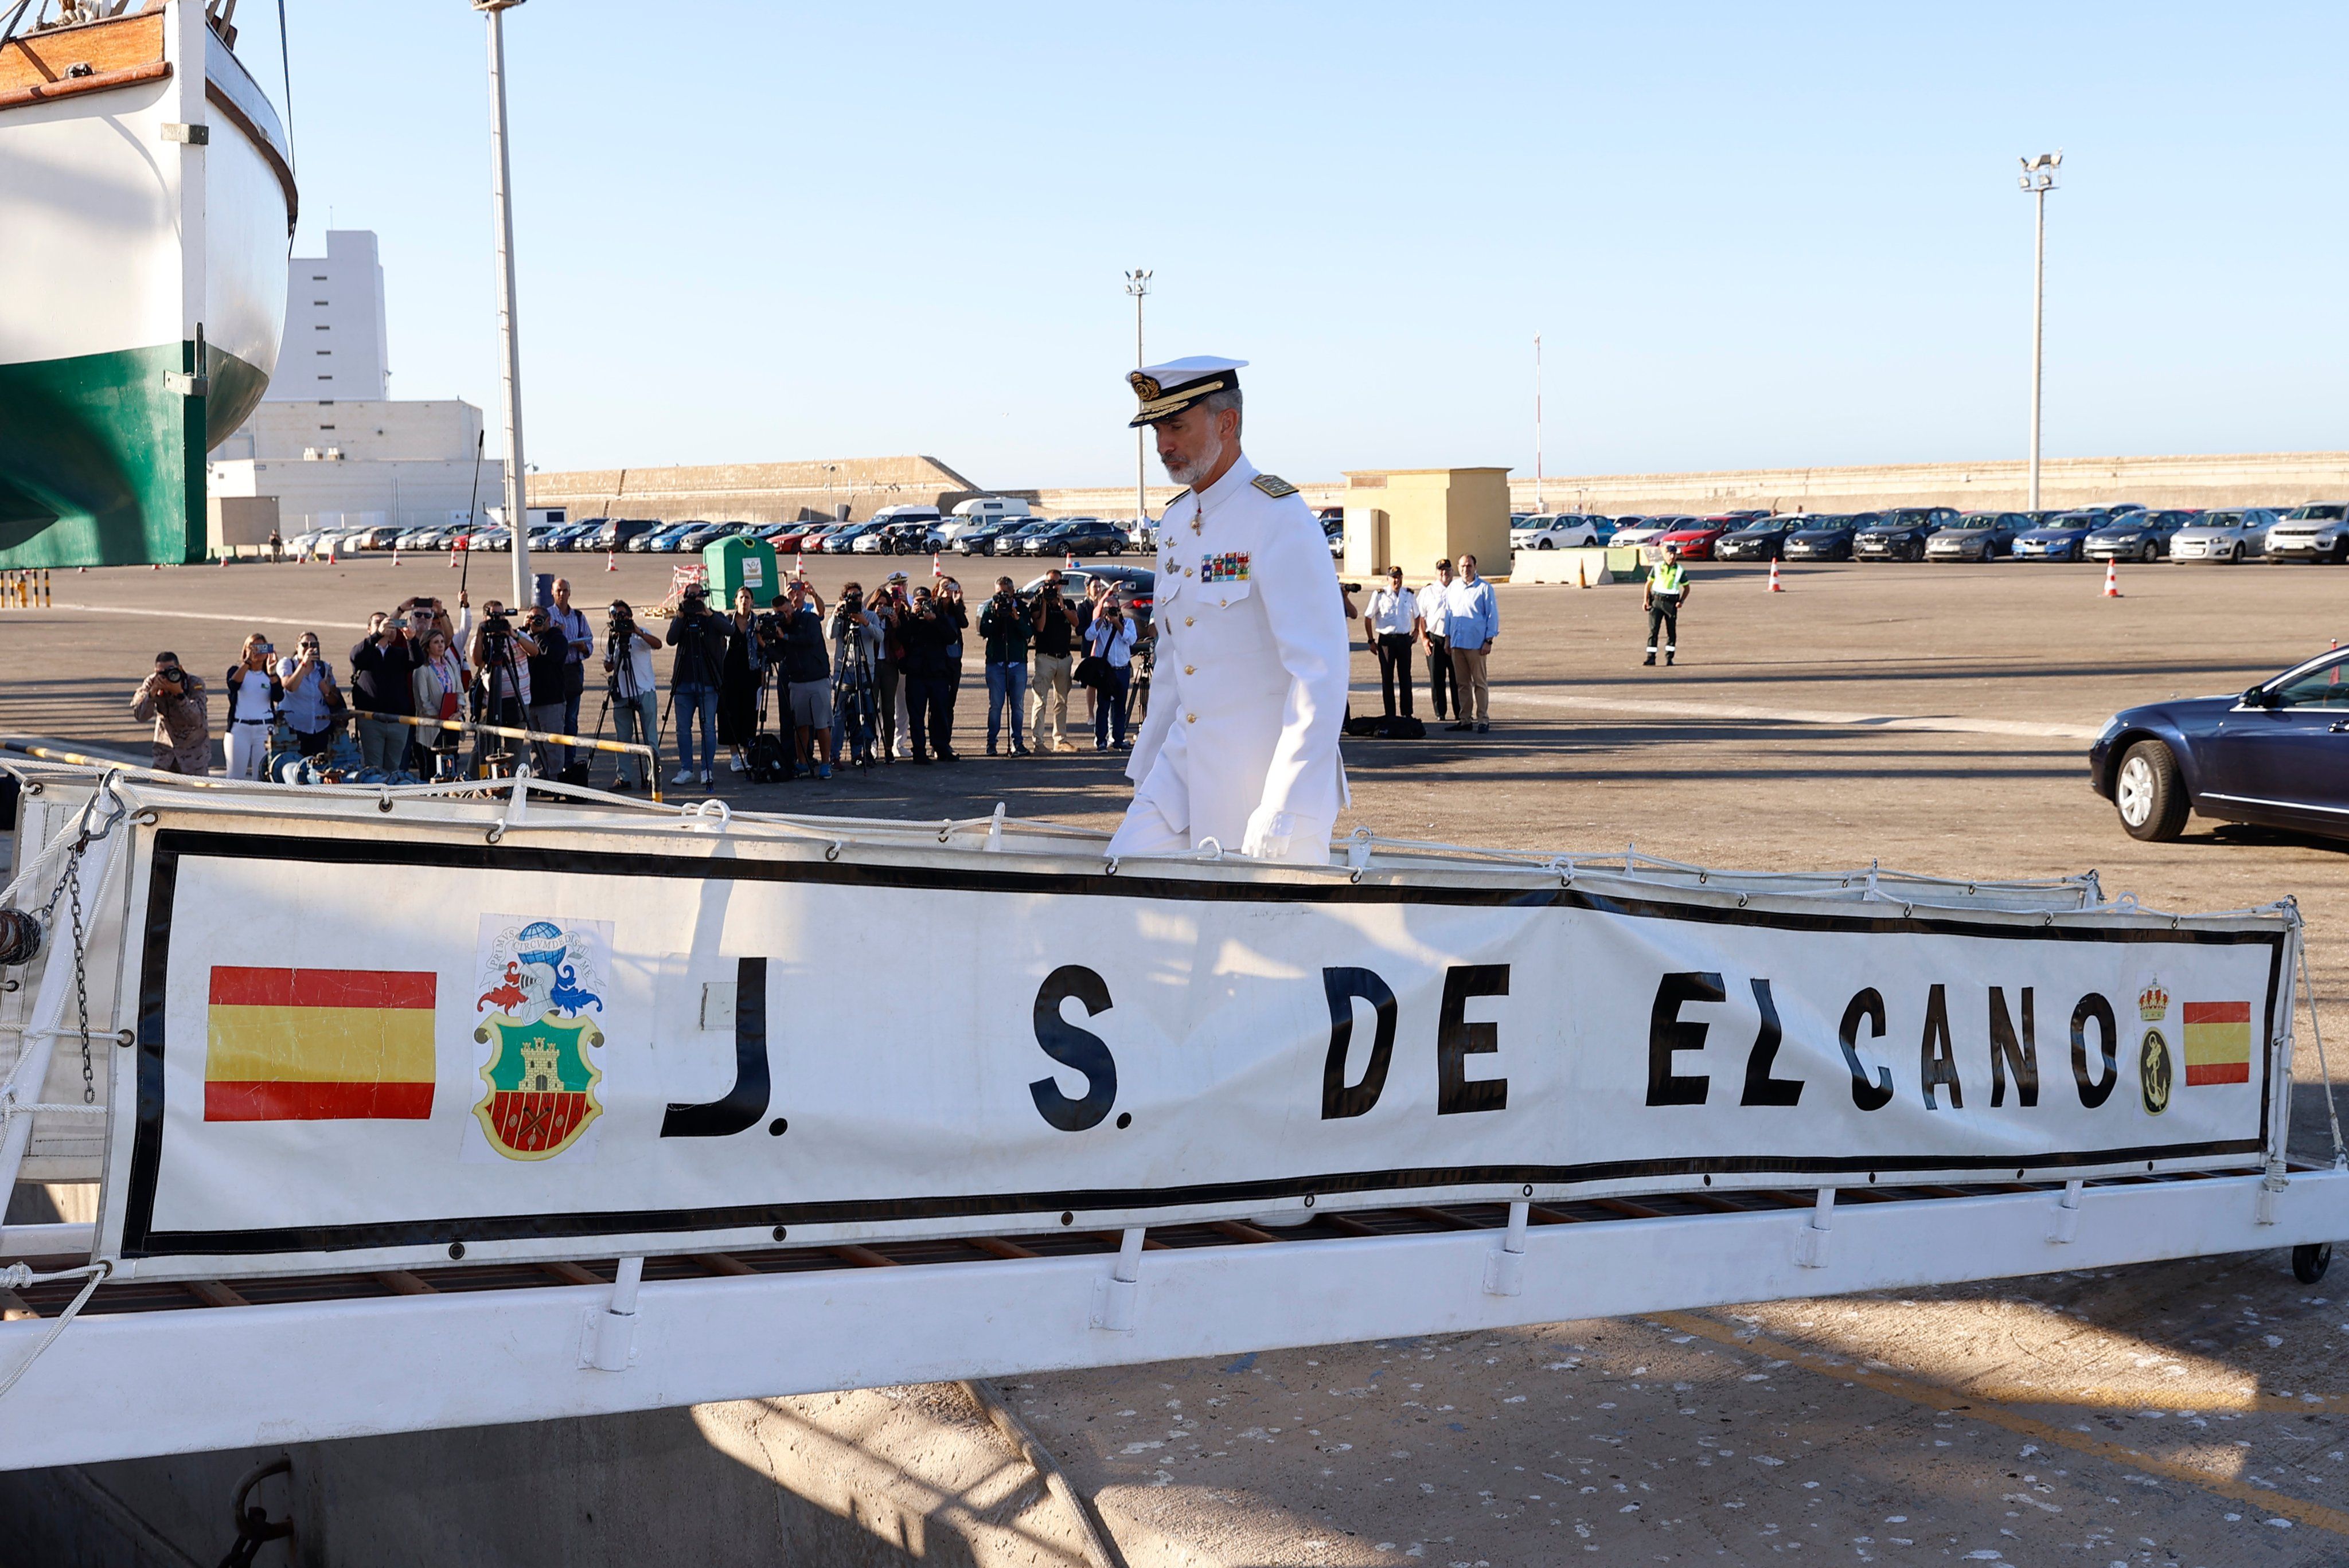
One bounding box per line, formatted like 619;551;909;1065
0;341;269;569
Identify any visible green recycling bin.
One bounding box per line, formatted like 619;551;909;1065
704;534;781;607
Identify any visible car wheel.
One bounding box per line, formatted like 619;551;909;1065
2140;542;2157;563
1536;539;1554;550
2227;543;2243;562
2114;740;2188;842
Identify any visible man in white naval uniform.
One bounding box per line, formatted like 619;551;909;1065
1106;357;1351;865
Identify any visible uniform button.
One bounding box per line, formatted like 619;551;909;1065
1185;713;1197;724
1184;664;1195;675
1184;616;1194;626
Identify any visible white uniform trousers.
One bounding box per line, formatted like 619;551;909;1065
225;721;270;780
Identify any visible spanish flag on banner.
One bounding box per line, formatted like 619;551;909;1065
2182;1000;2253;1087
205;967;438;1121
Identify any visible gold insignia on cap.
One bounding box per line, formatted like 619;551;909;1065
1129;371;1162;401
1251;474;1298;498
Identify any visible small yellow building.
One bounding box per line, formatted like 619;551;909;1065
1340;468;1512;580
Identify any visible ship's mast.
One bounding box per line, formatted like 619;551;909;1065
477;0;531;616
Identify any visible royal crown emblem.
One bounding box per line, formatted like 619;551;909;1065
2139;982;2169;1022
1129;370;1162;401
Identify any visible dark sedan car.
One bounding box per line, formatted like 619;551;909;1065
2085;509;2199;562
1031;518;1133;558
1854;506;1960;562
2089;645;2349;842
1782;514;1867;561
2011;511;2104;561
1714;516;1805;561
1017;565;1157;632
955;519;1030;557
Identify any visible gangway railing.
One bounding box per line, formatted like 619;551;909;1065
0;764;2336;1471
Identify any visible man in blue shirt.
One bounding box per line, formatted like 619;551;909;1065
1442;552;1498;733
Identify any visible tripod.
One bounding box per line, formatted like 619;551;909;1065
472;630;530;779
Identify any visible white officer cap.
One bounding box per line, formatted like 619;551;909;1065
1127;355;1247;428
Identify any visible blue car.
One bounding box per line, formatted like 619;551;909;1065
2089;644;2349;842
2011;511;2103;561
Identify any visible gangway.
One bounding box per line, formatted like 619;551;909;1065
1;760;2340;1471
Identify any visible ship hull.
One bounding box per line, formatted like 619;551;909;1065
0;1;293;566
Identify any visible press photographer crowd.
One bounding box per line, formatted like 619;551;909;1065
124;567;1175;789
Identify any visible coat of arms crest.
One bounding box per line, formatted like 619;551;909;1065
473;917;609;1160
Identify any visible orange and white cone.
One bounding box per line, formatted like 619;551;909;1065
932;551;945;580
1767;559;1784;593
795;550;805;579
392;545;401;567
605;549;617;573
1065;549;1078;570
2102;560;2121;598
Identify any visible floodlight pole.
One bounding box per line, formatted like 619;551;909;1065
1533;333;1544;514
1126;269;1152;529
477;0;531;612
2019;152;2061;512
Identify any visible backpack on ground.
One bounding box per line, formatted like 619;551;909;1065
747;732;793;784
1343;713;1426;740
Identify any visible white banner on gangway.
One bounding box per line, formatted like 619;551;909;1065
98;815;2292;1278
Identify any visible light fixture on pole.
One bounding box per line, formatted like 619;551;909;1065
2018;151;2061;513
1533;333;1544;515
474;0;532;616
1125;269;1152;529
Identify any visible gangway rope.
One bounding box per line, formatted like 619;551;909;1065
0;1261;108;1403
2296;912;2347;1170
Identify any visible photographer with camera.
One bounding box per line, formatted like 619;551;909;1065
898;582;961;764
870;574;908;763
828;580;881;766
410;627;467;781
221;632;282;781
664;582;736;787
132;651;211;775
1029;568;1081;753
350;610;423;776
778;580;834;779
979;574;1031;756
1083;589;1138;750
521;601;571;776
275;631;346;760
459;596;541;777
549;578;593;776
602;600;663;791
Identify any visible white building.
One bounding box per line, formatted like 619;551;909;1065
268;229;391;400
211;231;509;536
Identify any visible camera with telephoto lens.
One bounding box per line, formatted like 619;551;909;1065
158;665;187;687
606;603;633;638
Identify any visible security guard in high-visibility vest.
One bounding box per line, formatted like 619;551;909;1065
1106;356;1351;865
1643;543;1692;667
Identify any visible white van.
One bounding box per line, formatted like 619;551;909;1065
940;495;1032;545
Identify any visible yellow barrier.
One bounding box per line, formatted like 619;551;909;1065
0;569;50;608
347;710;664;802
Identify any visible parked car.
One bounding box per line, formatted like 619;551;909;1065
591;518;660;552
467;527;512;553
2266;502;2349;564
1611;515;1694;547
2167;509;2276;564
2085;509;2198;562
1714;516;1806;561
955;518;1030;557
285;530;324;557
1029;518;1133;558
995;519;1064;556
1854;506;1959;562
1926;511;2031;562
1781;514;1864;561
2089;643;2349;842
2011;511;2104;561
1655;518;1735;560
627;523;687;553
1509;514;1606;551
1017;565;1157;632
392;525;444;552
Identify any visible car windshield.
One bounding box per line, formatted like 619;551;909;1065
2196;513;2242;527
1881;509;1936;525
2287;505;2346;521
2271;652;2349;709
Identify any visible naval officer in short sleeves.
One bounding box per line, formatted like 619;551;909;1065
1106;357;1351;865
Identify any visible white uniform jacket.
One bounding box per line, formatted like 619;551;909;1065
1110;455;1351;863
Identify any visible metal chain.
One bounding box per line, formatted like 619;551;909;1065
26;787;122;1107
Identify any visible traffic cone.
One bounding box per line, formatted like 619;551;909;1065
605;549;617;573
1065;549;1078;570
795;550;805;580
392;545;401;567
1768;559;1784;592
2102;560;2120;598
932;551;944;580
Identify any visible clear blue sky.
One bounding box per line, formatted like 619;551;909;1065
234;2;2347;488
